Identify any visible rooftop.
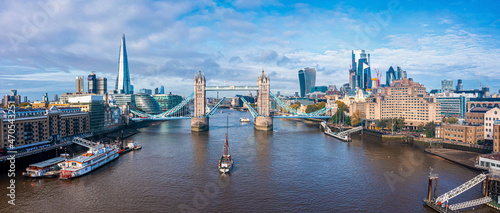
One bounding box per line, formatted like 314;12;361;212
29;157;66;168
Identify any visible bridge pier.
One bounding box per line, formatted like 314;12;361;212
254;117;273;131
191;117;209;132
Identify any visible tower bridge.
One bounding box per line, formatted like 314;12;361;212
129;70;333;132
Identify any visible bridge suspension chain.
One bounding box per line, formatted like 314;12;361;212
241;97;259;119
206;97;225;118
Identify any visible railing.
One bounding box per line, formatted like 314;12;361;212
240;97;259;119
206;98;225;118
435;173;487;204
337;126;363;137
72;137;98;149
449;196;492;211
269;91;332;117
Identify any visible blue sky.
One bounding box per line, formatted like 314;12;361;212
1;0;499;101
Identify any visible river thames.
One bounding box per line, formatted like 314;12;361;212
0;109;494;212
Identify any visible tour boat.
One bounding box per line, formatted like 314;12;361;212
240;117;250;122
23;155;67;178
59;144;119;179
219;115;233;173
118;142;134;155
133;142;142;150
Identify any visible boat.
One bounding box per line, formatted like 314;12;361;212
221;110;223;113
22;155;68;178
218;115;233;173
118;141;137;154
240;117;250;122
133;142;142;150
59;143;119;179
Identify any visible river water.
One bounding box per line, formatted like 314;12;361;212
0;109;494;212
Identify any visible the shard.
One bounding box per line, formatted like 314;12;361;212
115;34;131;94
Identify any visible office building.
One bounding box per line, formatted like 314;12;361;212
441;79;453;92
69;95;105;132
160;86;165;94
53;94;59;102
439;124;484;144
152;93;188;115
43;93;49;102
88;72;97;94
350;50;371;90
115;34;131;94
456;79;464;91
298;67;316;97
110;94;135;106
435;95;468;118
465;107;489;125
139;88;152;95
76;76;84;93
97;77;107;95
386;66;396;87
154;88;159;95
3;90;21;107
396;66;404;80
0;107;90;149
311;86;328;93
134;93;162;115
468;98;500;109
23;96;28;103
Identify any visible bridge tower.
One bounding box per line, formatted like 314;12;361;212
255;70;273;131
191;70;209;131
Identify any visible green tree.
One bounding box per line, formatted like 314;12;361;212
378;119;388;129
424;121;436;138
417;124;424;132
317;102;326;109
290;103;300;110
445;117;458;124
396;117;405;130
345;116;351;125
305;104;319;113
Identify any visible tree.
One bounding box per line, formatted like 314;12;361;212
305;104;319;113
351;110;363;126
345;116;351;125
445;117;458;124
317;102;326;109
396;117;405;130
378;119;388;129
424;121;436;138
335;100;348;112
417;124;424;132
290;103;300;110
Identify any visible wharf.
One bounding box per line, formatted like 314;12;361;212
425;148;481;170
424;199;457;213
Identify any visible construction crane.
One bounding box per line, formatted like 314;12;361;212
442;106;451;123
375;68;381;88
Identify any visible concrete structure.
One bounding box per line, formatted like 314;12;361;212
69;95;105;132
441;124;484;143
110;93;134;106
115;34;131;94
468;98;500;110
0;107;89;149
435;95;468;118
31;102;70;109
465;107;489;125
255;71;272;131
485;108;500;141
76;76;84;93
97;77;107;95
3;90;21;107
363;78;441;129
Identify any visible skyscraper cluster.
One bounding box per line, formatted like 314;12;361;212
85;72;107;95
385;66;406;86
349;50;371;90
298;68;316;97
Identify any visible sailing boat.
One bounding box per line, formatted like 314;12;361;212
218;115;233;173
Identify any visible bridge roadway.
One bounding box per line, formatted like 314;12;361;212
205;86;259;91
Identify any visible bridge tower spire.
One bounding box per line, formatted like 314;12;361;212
191;70;209;131
255;70;273;131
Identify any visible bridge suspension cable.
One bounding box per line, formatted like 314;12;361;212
129;92;194;118
269;91;332;117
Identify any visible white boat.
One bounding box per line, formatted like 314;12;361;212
219;115;233;173
59;144;119;179
240;117;250;122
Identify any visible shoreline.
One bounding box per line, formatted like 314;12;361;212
424;148;482;171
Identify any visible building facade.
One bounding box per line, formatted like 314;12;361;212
494;120;500;152
134;94;162;115
465;107;489;125
0;107;89;149
76;76;84;93
350;50;371;90
88;72;97;94
97;77;107;95
441;79;453;91
298;68;316;97
441;124;484;144
485;108;500;140
364;78;441;129
115;34;131;94
69;96;105;132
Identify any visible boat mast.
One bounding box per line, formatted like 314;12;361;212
224;114;229;156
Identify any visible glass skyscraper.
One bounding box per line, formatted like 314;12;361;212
298;68;316;97
350;50;371;90
386;66;396;86
115;34;131;94
441;79;453;91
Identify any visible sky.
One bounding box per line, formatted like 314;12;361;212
1;0;499;101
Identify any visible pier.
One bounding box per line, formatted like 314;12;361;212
320;121;363;142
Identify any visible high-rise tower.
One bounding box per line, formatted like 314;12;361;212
350;50;371;90
88;72;97;93
115;34;131;94
298;67;316;97
76;76;84;93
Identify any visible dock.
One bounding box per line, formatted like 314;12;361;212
320;121;362;142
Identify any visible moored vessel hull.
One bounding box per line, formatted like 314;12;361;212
60;151;119;179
